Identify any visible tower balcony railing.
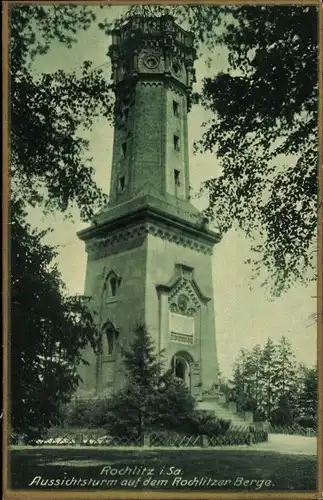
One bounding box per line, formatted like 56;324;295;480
112;15;194;50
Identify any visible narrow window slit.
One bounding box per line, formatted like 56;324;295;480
121;142;127;157
174;169;180;186
173;135;180;151
173;101;179;116
118;176;125;192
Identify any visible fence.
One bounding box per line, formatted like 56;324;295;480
13;426;268;448
268;425;316;437
208;427;268;447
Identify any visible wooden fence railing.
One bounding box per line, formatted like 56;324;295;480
13;426;268;447
268;425;316;437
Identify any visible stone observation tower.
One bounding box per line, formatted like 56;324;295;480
77;15;222;404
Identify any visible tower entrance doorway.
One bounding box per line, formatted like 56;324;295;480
171;352;194;391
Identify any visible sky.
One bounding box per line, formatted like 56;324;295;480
26;5;317;378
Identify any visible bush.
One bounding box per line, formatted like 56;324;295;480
16;427;47;445
105;413;140;438
294;415;317;430
270;394;294;427
60;400;90;427
61;398;112;429
88;399;113;428
183;411;231;437
253;409;265;422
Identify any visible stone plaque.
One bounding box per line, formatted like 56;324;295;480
169;312;195;336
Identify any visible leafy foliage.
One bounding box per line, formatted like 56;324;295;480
9;4;113;436
11;4;112;221
59;398;113;429
184;412;231;437
196;5;318;294
9;4;319;436
11;200;101;437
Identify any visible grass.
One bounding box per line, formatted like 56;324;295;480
9;448;316;492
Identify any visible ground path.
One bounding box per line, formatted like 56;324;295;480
10;436;317;491
247;434;316;455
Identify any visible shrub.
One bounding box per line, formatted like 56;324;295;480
183;411;231;436
20;427;47;444
87;399;113;428
61;400;91;427
253;409;265;422
294;415;317;430
61;398;112;429
270;394;294;427
252;428;268;444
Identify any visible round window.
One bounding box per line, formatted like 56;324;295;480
172;62;181;75
178;294;189;313
144;55;159;69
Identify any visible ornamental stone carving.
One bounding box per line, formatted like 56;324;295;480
86;222;213;261
169;279;201;313
140;49;162;70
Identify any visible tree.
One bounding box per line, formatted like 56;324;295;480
105;325;196;437
296;366;317;421
10;4;112;221
258;338;281;420
218;373;231;399
275;336;297;398
229;337;300;422
230;349;257;413
270;394;294;427
11;200;101;437
196;5;318;295
9;4;116;437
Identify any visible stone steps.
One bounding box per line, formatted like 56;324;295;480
197;400;251;429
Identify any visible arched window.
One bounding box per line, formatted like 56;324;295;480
104;270;121;299
106;329;114;355
109;276;117;297
102;321;118;359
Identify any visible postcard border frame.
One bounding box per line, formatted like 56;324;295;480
2;0;323;499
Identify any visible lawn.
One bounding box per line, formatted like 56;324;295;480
9;448;316;492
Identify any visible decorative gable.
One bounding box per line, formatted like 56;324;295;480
168;279;199;345
156;263;211;347
168;280;200;316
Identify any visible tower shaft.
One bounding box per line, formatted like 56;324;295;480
77;15;220;400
